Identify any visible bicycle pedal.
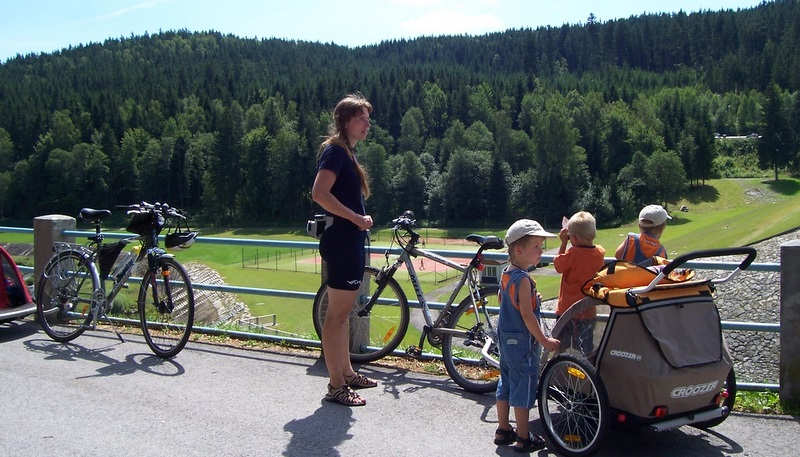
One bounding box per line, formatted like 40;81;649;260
405;346;422;358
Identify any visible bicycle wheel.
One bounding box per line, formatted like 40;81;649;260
138;257;194;358
538;354;609;457
36;249;97;342
312;266;410;363
441;285;501;393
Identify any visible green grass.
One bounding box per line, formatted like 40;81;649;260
594;177;800;257
735;391;800;415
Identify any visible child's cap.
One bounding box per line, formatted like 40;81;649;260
505;219;557;246
639;204;672;227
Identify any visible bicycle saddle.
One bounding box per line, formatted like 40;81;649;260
79;208;112;223
465;234;504;250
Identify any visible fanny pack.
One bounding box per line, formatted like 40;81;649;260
306;214;334;239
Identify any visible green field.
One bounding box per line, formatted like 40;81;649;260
2;177;798;343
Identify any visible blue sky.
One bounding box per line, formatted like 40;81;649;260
1;0;764;62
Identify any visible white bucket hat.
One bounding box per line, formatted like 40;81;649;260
639;204;672;227
505;219;556;246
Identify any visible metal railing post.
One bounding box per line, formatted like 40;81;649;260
33;214;76;290
780;240;800;403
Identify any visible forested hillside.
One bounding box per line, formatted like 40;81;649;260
1;0;799;226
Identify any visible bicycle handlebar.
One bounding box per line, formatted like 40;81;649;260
119;201;187;220
391;210;416;230
391;210;420;250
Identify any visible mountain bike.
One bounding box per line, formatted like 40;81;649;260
312;211;505;393
36;201;198;358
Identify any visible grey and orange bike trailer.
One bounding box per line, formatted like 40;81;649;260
538;247;756;456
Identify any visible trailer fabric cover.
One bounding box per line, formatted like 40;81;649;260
638;297;722;368
598;296;730;417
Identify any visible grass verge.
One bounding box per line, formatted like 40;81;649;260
736;391;800;415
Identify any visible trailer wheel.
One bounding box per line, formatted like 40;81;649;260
538;354;608;457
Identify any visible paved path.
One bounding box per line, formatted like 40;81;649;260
1;320;798;457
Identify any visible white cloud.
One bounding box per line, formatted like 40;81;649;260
400;9;504;36
390;0;443;6
98;0;167;20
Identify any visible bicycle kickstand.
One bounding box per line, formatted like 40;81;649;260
99;312;126;343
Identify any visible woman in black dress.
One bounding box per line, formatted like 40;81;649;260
311;93;377;406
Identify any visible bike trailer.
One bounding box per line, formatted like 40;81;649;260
590;279;731;420
539;248;755;456
582;249;754;422
0;245;35;322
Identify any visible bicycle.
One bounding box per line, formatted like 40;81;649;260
36;201;198;358
312;210;505;393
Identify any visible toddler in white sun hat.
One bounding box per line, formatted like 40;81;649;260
494;219;559;452
614;204;670;266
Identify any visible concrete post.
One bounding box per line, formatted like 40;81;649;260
33;215;76;290
780;240;800;403
350;245;371;352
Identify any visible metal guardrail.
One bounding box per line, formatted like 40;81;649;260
2;226;783;391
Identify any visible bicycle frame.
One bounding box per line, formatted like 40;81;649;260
363;235;497;351
53;234;176;325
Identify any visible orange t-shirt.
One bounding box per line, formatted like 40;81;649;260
554;245;606;315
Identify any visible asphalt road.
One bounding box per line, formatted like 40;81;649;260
1;320;798;457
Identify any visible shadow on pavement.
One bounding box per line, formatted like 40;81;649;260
24;336;185;378
526;421;744;457
283;404;354;457
0;319;39;342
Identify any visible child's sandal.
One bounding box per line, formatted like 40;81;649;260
345;372;378;389
324;384;366;406
513;433;546;453
494;427;516;445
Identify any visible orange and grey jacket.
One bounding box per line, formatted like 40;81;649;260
619;233;666;265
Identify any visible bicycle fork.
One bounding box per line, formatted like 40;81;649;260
150;265;176;315
357;262;400;317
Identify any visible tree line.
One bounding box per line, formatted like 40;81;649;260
0;0;799;226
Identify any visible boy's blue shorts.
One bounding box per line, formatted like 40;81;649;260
495;330;540;409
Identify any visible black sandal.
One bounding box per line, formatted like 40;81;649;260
513;433;545;453
494;427;516;445
324;384;366;406
345;372;378;389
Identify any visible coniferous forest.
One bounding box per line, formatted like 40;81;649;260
1;0;799;227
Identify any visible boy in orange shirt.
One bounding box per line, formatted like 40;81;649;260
554;211;606;355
